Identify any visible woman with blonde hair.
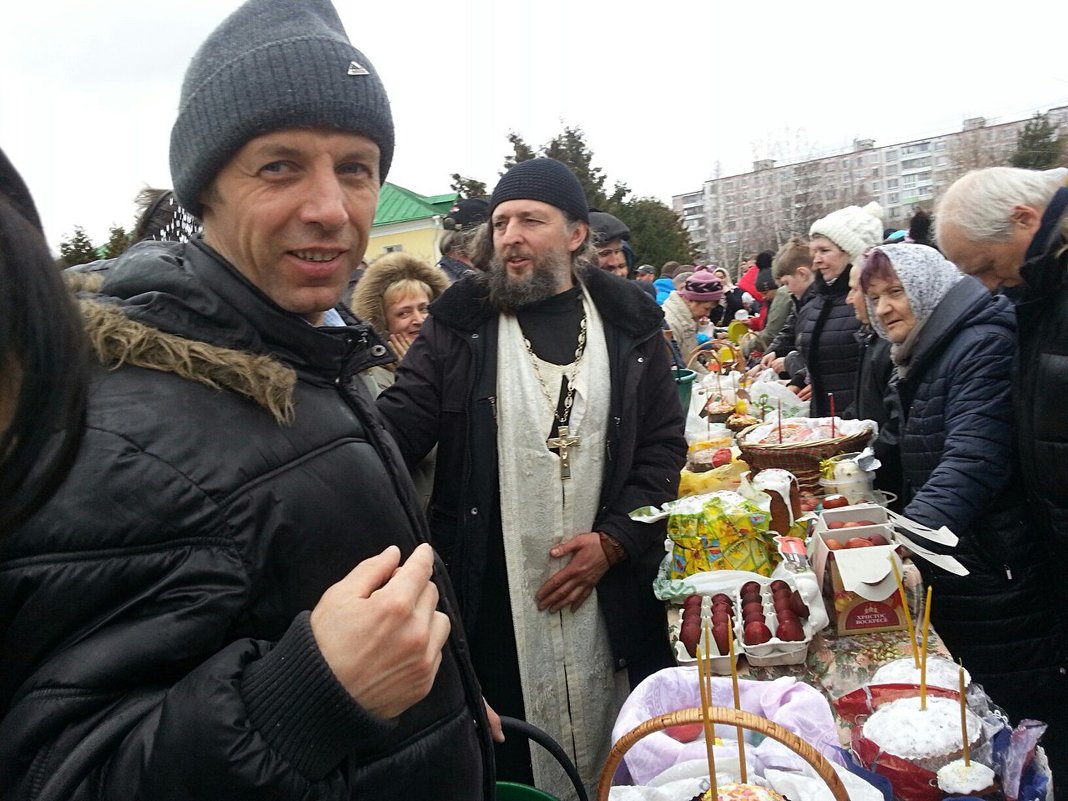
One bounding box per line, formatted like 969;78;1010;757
352;252;449;394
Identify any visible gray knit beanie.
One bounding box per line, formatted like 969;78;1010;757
170;0;394;217
489;158;589;223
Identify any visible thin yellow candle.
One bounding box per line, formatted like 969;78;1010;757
699;620;718;800
919;586;932;710
959;661;971;766
889;555;919;669
727;630;747;784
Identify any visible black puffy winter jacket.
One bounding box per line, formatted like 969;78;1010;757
887;276;1068;717
0;239;492;801
771;269;860;417
1016;187;1068;582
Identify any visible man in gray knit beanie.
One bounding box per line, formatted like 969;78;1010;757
171;0;394;217
0;2;497;800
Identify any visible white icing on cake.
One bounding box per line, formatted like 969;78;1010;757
937;759;995;794
871;656;971;691
863;696;980;764
751;469;799;527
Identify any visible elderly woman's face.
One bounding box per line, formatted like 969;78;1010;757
866;273;916;343
809;236;851;283
683;298;714;321
847;270;869;325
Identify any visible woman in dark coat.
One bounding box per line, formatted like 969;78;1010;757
763;204;884;415
0;148;87;533
859;244;1068;723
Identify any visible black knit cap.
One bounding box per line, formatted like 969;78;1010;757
170;0;394;217
588;210;630;244
489;158;588;223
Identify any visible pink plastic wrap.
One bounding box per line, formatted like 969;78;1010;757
612;670;842;786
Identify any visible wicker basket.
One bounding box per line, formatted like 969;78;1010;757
597;706;848;801
736;423;874;494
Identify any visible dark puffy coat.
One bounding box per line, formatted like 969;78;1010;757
0;240;492;801
377;268;686;682
887;276;1068;715
766;281;817;386
1016;188;1068;573
771;270;860;416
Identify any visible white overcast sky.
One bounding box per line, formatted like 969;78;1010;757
3;1;1068;250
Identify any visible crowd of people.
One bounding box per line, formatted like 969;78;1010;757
2;0;1068;798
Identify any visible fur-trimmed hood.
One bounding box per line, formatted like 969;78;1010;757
351;253;449;338
67;237;393;424
79;296;298;424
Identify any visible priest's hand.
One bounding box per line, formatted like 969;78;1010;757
535;532;610;614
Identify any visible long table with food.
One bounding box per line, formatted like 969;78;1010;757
598;366;1052;801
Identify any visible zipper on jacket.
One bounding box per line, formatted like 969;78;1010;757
488;395;497;422
1004;565;1013;580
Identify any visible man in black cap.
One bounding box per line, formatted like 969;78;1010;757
378;157;685;796
438;197;489;282
589;209;631;277
634;264;659;299
0;2;494;799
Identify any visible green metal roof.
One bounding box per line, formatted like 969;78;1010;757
373;183;458;226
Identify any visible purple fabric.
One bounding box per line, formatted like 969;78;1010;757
612;670;842;785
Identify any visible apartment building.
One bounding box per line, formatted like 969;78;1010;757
674;106;1068;266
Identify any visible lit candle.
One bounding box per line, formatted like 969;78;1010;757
699;620;718;799
889;555;919;669
728;629;746;784
959;661;971;766
919;586;932;710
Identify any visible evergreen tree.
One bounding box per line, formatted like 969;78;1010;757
104;225;131;258
1011;112;1067;170
449;173;488;199
501;131;537;173
623;197;697;268
59;226;98;267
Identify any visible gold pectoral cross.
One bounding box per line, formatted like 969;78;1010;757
546;425;580;480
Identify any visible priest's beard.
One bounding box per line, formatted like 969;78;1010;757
487;249;573;312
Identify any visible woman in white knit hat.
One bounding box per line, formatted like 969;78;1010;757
763;201;884;417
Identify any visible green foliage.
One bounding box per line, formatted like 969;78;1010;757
104;225;131;259
449;173;488;199
59;226;98;267
490;125;694;266
502;131;537;172
1011;112;1067;170
622;197;697;268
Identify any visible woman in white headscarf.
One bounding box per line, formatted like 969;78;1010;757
859;243;1068;730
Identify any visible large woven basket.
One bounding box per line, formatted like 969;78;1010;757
736;423;873;494
598;706;848;801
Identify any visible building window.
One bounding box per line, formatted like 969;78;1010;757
872;167;881;177
885;164;899;176
884;148;898;161
888;192;899;203
887;178;899;189
873;181;882;191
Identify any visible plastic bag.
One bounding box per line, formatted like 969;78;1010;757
656;491;778;578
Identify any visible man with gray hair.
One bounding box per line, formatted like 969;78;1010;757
936;165;1068;789
0;1;494;798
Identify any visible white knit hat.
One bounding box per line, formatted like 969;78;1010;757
809;202;885;263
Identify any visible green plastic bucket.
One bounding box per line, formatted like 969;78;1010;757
496;781;559;801
674;367;696;412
